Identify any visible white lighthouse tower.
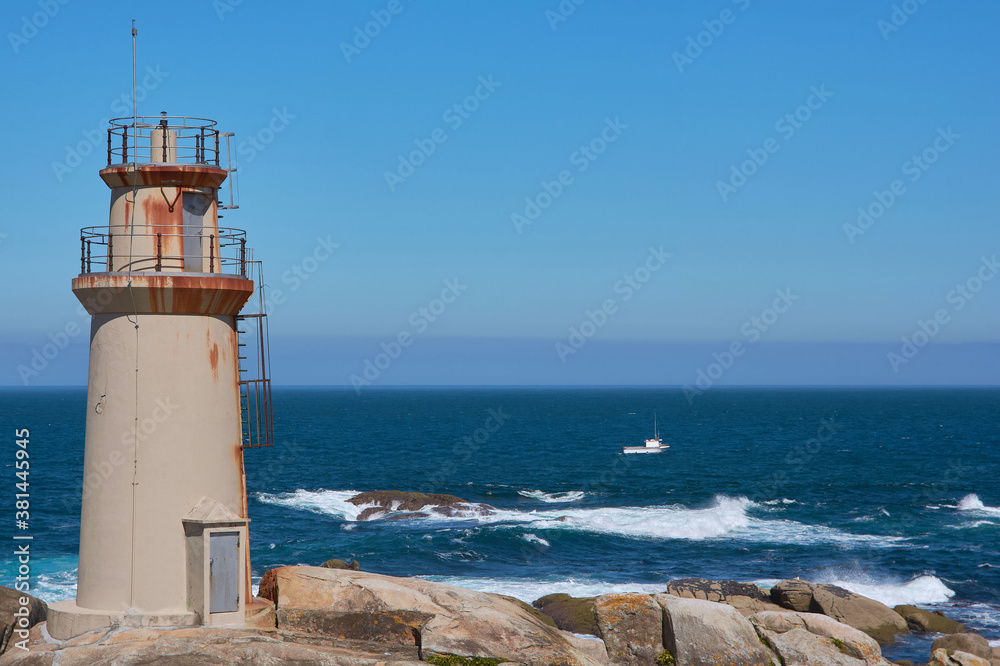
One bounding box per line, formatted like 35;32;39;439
49;113;273;639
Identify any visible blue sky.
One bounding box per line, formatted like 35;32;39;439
2;0;999;386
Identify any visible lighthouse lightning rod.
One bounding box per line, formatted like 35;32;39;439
132;20;137;152
127;18;141;610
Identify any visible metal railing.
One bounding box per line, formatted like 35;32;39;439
79;225;248;275
107;115;221;166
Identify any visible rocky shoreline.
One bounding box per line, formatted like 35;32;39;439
2;491;998;665
3;567;998;666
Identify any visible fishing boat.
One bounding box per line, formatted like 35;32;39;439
622;413;669;454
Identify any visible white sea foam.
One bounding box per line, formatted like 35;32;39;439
258;490;903;547
518;490;586;503
958;493;1000;515
521;533;550;547
950;520;998;529
946;603;1000;634
753;578;783;590
761;498;797;505
256;489;369;520
31;569;78;604
493;495;901;546
418;575;669;603
819;574;954;607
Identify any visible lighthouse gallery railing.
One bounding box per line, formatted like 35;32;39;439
107;116;221;166
79;225;248;276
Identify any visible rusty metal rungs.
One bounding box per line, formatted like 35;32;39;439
236;310;273;449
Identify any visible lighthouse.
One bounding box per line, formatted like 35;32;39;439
49;114;273;639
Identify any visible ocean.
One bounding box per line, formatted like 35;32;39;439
2;386;999;662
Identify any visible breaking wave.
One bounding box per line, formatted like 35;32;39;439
257;491;903;547
957;494;1000;516
521;533;551;547
418;575;669;604
518;490;586;503
819;574;954;607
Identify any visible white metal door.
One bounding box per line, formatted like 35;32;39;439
209;531;239;613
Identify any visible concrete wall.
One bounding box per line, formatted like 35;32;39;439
76;312;245;613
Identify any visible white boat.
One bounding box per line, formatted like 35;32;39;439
622;413;669;454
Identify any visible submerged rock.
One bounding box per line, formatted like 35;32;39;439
532;593;599;637
893;605;967;634
320;558;361;571
348;490;494;521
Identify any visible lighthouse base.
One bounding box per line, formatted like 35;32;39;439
47;601;199;640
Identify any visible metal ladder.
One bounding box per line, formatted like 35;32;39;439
237;259;273;448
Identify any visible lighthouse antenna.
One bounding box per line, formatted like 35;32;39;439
131;20;137;140
126;18;141;612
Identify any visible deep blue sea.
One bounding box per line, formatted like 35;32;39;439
2;387;999;662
